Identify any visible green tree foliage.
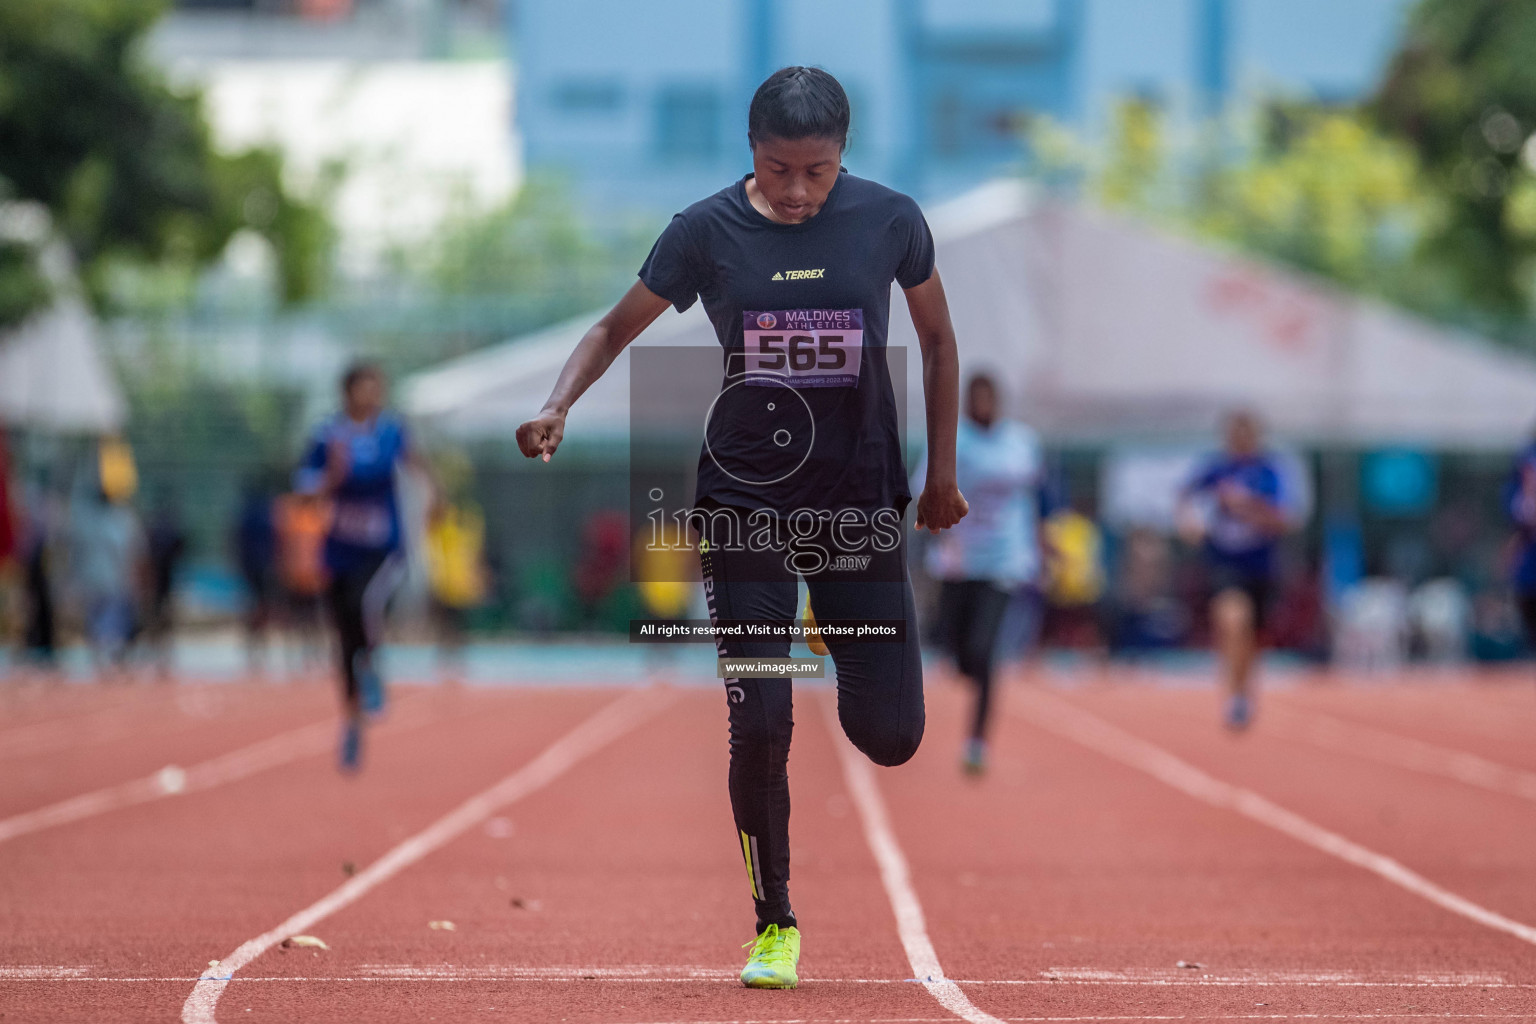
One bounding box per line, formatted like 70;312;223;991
0;0;329;326
426;176;654;309
1084;100;1432;305
1196;107;1429;293
1374;0;1536;321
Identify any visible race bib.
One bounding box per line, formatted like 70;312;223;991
332;500;392;547
742;309;863;388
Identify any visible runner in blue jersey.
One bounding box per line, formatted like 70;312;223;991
516;67;968;988
1177;411;1292;730
1502;437;1536;642
915;373;1042;775
297;363;435;772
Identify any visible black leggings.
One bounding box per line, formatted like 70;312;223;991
937;580;1010;741
326;551;403;712
696;506;924;933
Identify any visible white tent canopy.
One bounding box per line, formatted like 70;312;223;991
403;180;1536;451
0;296;126;434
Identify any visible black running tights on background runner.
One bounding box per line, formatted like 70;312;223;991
696;505;925;933
937;579;1010;742
326;550;402;711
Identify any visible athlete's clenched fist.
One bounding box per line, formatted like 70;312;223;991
516;410;566;462
914;482;968;534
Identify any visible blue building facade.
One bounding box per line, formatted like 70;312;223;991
511;0;1411;215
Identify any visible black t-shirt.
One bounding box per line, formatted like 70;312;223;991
639;170;935;514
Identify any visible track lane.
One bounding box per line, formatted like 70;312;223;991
875;675;1536;1023
0;686;619;1023
227;686;942;1024
0;681;340;816
1054;685;1536;924
1269;678;1536;771
5;675;1534;1023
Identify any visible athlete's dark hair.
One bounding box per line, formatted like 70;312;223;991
341;360;384;396
967;372;999;395
748;66;850;150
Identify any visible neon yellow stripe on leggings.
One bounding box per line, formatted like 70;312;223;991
740;829;761;901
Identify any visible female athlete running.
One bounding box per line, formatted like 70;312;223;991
517;66;967;988
298;363;435;772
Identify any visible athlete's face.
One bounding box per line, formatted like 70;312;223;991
749;135;843;223
966;379;998;428
1224;413;1261;457
346;373;386;421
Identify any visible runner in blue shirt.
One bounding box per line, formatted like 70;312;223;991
297;363;435;772
516;67;968;988
915;373;1042;775
1177;411;1292;730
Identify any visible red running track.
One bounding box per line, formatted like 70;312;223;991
0;669;1533;1023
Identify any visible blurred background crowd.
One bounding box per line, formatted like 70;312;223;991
4;0;1536;678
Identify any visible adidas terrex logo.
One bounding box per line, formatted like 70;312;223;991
771;269;825;281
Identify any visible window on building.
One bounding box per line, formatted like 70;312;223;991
552;79;625;114
655;85;722;160
929;92;1031;159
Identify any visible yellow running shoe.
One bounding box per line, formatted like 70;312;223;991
802;596;828;657
740;924;801;989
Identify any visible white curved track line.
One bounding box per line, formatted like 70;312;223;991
0;697;440;845
181;686;670;1024
0;690;186;759
1014;690;1536;947
1269;709;1536;803
820;696;1006;1024
0;719;334;844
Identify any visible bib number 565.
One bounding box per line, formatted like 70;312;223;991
756;335;847;371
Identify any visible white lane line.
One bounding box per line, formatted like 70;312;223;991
0;692;186;759
0;721;333;844
8;963;1533;989
1013;690;1536;948
0;699;438;846
601;1014;1536;1024
180;686;671;1024
820;696;1006;1024
1268;709;1536;803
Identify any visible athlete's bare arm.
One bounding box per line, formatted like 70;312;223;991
516;281;673;461
904;269;968;534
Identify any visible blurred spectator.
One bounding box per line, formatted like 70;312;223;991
424;499;489;679
1333;578;1410;670
234;478;278;670
0;433;15;656
143;499;188;675
1471;590;1525;662
634;519;695;674
634;519;694;619
97;436;138;506
1266;563;1329;661
572;510;628;626
1106;527;1188;654
1502;434;1536;652
0;431;15;569
70;487;146;675
1408;578;1471;664
274;491;331;666
18;481;59;666
1040;498;1107;650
